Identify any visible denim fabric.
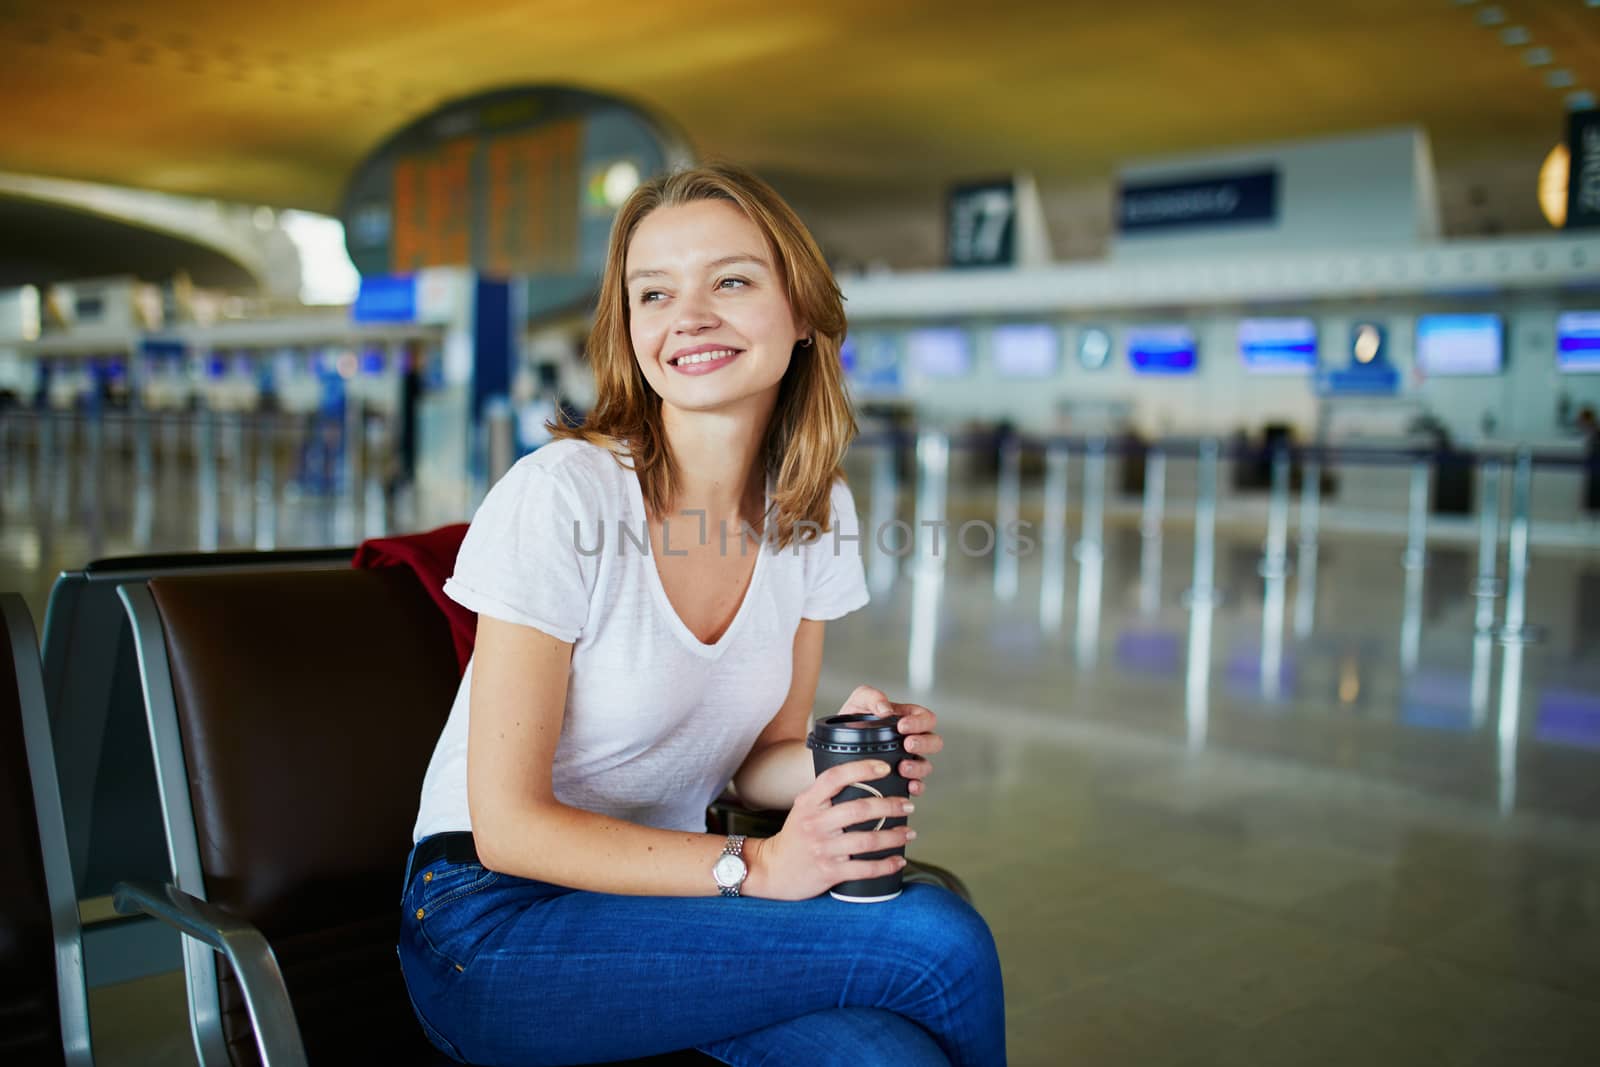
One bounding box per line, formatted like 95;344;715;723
397;838;1006;1067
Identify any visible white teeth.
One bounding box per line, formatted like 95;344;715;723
674;348;738;366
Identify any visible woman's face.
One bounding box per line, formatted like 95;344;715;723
625;199;804;418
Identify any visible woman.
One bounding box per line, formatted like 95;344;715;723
399;162;1006;1067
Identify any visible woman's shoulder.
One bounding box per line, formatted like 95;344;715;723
501;438;633;510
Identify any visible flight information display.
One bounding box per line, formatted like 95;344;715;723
844;333;903;394
907;327;974;379
1415;314;1503;376
1127;326;1198;375
1557;312;1600;373
1238;317;1317;374
991;323;1059;379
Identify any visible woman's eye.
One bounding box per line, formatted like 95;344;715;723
638;290;665;304
718;277;749;291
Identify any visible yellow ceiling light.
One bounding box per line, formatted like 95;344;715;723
601;161;642;208
1539;143;1568;228
1354;324;1381;364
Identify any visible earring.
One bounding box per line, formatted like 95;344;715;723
798;337;814;349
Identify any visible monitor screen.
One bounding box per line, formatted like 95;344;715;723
845;333;903;394
1239;317;1317;374
906;327;973;379
1557;312;1600;374
1415;314;1503;376
991;324;1059;379
1127;326;1198;375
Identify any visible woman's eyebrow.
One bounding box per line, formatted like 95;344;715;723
625;254;770;286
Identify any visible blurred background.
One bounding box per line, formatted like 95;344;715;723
3;2;1599;1064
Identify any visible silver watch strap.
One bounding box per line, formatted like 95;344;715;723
718;835;746;898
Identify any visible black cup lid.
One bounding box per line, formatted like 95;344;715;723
807;713;902;752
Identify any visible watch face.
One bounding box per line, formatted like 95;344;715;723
1077;328;1112;370
713;853;747;887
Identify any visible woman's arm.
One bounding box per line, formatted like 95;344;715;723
467;615;732;895
729;619;828;811
466;615;911;899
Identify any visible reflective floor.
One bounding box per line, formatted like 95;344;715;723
4;429;1599;1065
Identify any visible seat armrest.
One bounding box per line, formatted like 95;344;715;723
113;880;310;1067
706;793;786;838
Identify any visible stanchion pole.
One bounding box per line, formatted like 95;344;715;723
1472;459;1503;636
1293;453;1321;639
363;416;388;540
993;434;1021;602
254;414;278;551
196;410;219;552
133;412;154;548
1039;440;1071;635
1399;457;1430;672
1183;440;1221;752
907;430;950;693
1499;448;1540;646
1185;440;1220;610
867;436;899;597
1259;446;1290;696
1074;437;1107;667
1138;447;1166;618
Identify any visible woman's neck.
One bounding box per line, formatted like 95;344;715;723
659;401;773;527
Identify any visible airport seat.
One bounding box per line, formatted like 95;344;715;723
1;593;93;1066
42;547;356;899
114;568;714;1066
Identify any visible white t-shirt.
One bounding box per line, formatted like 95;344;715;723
412;438;871;840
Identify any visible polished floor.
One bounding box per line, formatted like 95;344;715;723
4;422;1599;1066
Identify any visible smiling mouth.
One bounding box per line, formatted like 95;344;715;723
668;347;743;367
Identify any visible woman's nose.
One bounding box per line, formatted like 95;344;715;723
672;291;720;333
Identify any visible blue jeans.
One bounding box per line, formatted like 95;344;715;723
397;838;1006;1066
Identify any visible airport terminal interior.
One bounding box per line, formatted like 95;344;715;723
4;3;1600;1065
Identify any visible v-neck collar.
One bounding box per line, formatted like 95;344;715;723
624;459;771;659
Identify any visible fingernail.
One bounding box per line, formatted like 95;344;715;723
874;762;889;775
902;802;915;813
906;830;918;840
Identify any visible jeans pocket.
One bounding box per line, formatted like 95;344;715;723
408;860;504;972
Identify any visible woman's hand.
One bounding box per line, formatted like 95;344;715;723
837;684;942;798
744;758;916;901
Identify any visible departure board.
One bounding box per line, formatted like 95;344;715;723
341;87;686;286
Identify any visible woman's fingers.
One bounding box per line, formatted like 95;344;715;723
816;794;913;834
844;685;892;715
821;826;915;859
891;702;938;736
805;758;891;807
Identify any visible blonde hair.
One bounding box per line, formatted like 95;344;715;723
551;160;856;550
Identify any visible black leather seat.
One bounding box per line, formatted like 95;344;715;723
117;568;714;1065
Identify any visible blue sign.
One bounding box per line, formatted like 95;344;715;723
1127;326;1198;375
352;274;417;324
1118;169;1278;234
1239;317;1317;375
1557;312;1600;373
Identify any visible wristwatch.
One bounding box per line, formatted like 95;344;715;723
712;835;748;898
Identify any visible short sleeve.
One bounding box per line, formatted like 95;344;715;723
802;478;871;621
443;455;597;642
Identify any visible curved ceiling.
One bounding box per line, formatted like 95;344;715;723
0;2;1596;255
0;194;257;288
